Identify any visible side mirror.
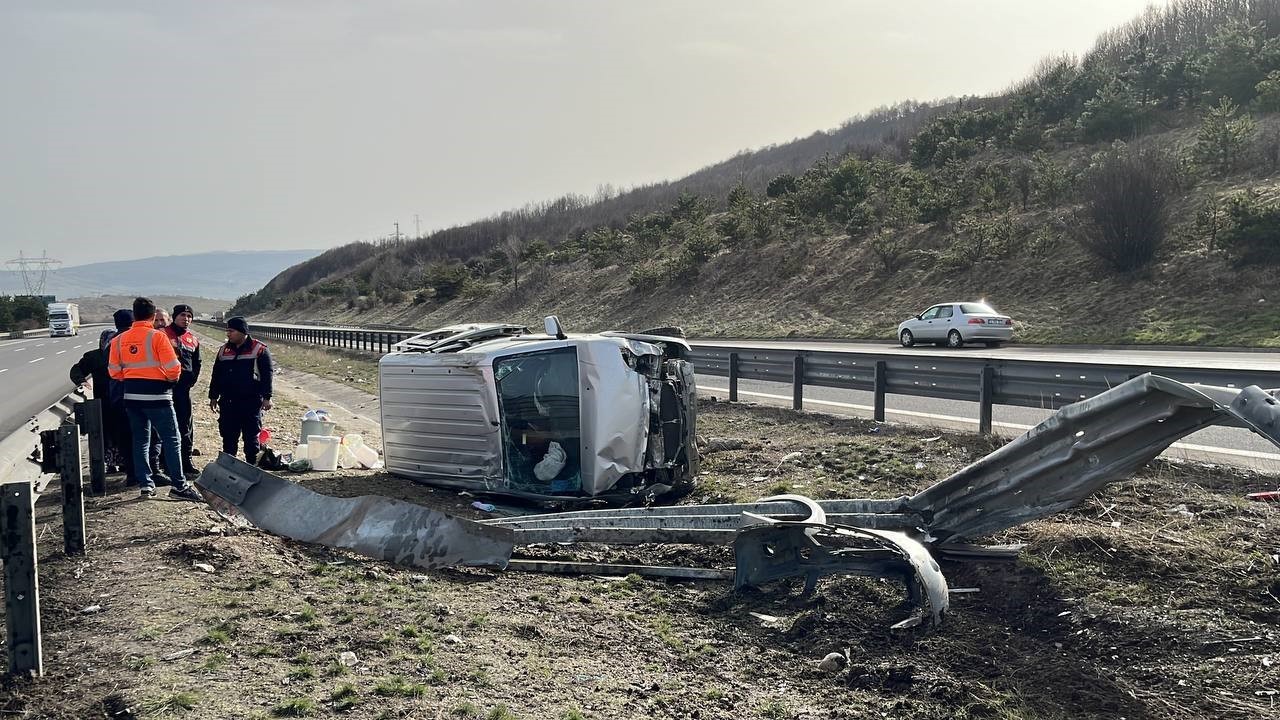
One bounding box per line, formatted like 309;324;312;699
915;314;922;320
544;315;566;340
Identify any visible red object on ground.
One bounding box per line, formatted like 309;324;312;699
1246;491;1280;502
258;428;272;446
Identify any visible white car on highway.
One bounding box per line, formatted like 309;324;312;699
898;302;1013;348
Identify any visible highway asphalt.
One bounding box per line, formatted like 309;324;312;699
0;331;99;439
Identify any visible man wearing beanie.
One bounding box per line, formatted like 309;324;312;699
164;304;202;474
208;316;274;465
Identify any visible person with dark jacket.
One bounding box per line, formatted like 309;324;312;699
99;309;139;483
208;316;273;465
163;304;201;474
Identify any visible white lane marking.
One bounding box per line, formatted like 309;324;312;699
0;368;7;373
29;357;44;364
35;343;44;347
14;348;25;352
56;350;67;355
74;344;84;349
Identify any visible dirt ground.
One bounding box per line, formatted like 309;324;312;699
2;334;1279;719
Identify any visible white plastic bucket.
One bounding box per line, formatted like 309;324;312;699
301;419;337;444
308;436;341;472
295;443;308;460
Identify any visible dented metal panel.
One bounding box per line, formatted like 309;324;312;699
733;522;948;628
196;454;514;569
577;338;650;494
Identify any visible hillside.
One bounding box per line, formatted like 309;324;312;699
66;295;234;324
233;0;1280;347
0;250;321;301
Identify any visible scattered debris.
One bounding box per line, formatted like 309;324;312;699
444;634;464;645
1246;491;1280;502
162;648;197;661
748;612;780;625
192;563;215;573
338;651;359;667
80;605;103;614
817;652;847;674
701;437;750;453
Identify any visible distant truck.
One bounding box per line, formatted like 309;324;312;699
47;302;80;337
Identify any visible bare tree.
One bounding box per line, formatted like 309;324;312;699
501;235;527;292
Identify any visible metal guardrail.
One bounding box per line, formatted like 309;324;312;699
1;390;106;677
194;320;1280;435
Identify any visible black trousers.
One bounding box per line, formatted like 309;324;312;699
218;397;263;464
108;402;139;484
173;385;193;465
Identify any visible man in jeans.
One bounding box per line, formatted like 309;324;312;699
107;297;203;502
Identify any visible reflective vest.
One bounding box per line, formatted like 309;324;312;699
107;321;182;405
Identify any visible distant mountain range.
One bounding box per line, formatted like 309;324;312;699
0;250;322;300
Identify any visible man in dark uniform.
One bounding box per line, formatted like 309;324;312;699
208;316;273;464
164;304;202;474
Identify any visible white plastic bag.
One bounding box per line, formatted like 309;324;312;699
533;441;567;481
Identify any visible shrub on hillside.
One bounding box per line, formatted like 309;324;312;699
1219;189;1280;264
868;234;911;273
1192;98;1257;174
425;263;470;301
1077;80;1149;141
1076;144;1179;272
627;262;667;291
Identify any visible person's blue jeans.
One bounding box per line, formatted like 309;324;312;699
126;403;187;492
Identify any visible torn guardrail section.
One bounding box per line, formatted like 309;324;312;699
907;374;1280;543
195;454;514;569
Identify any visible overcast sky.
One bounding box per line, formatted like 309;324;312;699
1;0;1162;266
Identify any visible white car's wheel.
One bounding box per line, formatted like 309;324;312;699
947;330;964;348
899;329;914;347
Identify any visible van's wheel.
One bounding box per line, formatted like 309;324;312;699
947;330;964;348
899;329;914;347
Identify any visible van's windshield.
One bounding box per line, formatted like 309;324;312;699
493;348;582;493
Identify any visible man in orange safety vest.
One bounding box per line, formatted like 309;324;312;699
107;297;204;502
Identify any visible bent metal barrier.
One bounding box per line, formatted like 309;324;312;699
195;320;1280;434
1;390;106;677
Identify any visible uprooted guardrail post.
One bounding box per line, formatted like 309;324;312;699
59;420;85;556
1;481;42;677
76;398;107;495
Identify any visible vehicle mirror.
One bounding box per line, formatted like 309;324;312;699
544;315;566;340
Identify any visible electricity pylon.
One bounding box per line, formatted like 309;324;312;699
5;250;61;296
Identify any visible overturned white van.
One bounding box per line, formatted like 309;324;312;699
378;317;698;504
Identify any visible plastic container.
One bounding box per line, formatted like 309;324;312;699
341;434;380;469
295;443;308;460
301;419;337;444
307;436;341;472
351;443;378;469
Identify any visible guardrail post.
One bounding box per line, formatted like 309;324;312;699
59;421;85;555
1;481;42;677
792;355;804;411
728;353;739;403
873;360;887;422
978;364;995;435
82;399;106;495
